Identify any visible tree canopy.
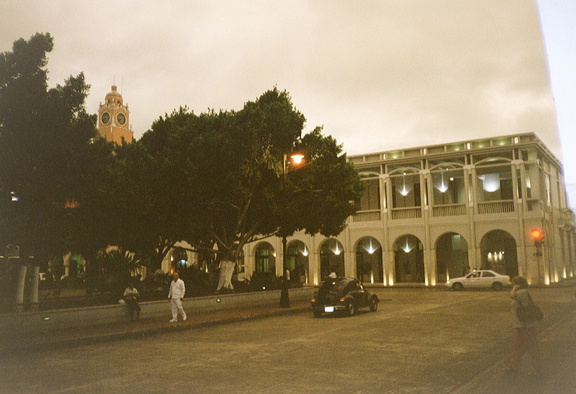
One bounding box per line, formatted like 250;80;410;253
0;33;110;262
0;33;364;277
134;89;364;265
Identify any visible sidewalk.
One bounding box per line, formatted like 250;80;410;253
1;299;311;355
451;301;576;393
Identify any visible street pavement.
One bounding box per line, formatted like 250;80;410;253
0;298;311;354
453;302;576;393
1;282;575;393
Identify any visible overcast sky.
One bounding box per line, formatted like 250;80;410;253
1;0;574;206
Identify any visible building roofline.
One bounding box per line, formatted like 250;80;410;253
348;132;563;173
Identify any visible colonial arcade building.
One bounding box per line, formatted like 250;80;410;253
236;132;575;286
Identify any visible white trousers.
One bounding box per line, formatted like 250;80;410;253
170;298;187;320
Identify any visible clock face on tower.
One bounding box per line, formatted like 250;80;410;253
101;112;110;124
117;113;126;125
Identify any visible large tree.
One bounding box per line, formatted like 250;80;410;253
0;33;106;307
137;88;364;274
0;33;100;258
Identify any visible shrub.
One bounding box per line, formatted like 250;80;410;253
248;272;283;291
178;266;212;297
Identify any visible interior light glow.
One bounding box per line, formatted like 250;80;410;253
332;243;342;256
435;172;448;193
401;239;413;253
399;174;411;196
364;239;378;255
301;247;309;257
480;174;500;192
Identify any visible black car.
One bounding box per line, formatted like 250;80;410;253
311;277;379;317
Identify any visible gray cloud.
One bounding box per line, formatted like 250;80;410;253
0;0;560;158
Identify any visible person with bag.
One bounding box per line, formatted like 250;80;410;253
506;276;542;375
123;280;141;321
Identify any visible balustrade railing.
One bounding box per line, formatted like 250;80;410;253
353;210;381;222
354;200;527;220
432;204;466;217
477;200;514;214
391;207;422;219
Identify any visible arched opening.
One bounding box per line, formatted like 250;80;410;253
480;230;518;277
394;235;424;283
171;248;189;271
436;232;469;283
320;239;345;279
254;242;276;274
355;237;383;284
286;240;310;284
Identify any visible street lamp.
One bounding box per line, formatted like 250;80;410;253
279;152;304;308
530;227;545;284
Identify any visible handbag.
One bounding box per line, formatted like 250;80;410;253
516;292;543;322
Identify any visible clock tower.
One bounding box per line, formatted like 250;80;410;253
97;85;134;144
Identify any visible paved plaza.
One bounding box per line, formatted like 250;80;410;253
1;284;575;393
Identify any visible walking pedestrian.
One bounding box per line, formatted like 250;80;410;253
168;272;187;322
123;280;141;321
506;276;542;375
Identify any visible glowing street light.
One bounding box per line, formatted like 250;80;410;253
530;228;545;247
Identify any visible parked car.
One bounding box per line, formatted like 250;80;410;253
311;277;379;317
446;269;512;291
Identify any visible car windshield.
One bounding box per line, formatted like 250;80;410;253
318;279;350;296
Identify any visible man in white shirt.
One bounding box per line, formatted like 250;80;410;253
168;272;187;322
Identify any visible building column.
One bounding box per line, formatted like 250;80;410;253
309;252;320;285
464;164;478;270
422;247;431;286
475;246;483;270
386;249;395;285
344;226;354;278
380;249;388;286
345;250;355;279
430;249;437;286
421;169;432;286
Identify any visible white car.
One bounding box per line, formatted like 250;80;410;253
447;270;512;291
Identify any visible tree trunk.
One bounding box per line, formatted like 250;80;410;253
216;260;235;292
30;265;40;311
15;265;27;312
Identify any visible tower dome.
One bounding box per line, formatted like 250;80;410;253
104;85;124;106
97;85;133;144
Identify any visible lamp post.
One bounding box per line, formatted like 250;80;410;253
279;152;304;308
